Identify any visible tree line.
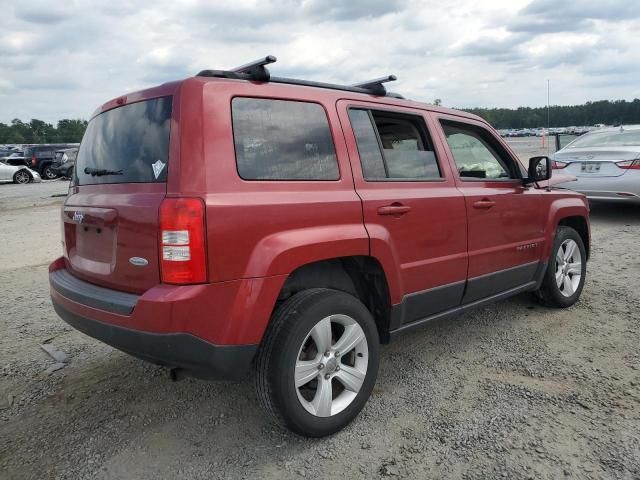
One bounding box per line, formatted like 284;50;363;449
0;119;87;144
463;99;640;129
2;98;640;143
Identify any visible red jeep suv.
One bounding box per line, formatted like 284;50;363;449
50;56;589;437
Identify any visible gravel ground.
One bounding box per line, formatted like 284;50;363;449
1;176;639;480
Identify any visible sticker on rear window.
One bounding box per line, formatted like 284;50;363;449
152;160;166;179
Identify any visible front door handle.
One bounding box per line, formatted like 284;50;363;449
378;203;411;216
473;199;496;209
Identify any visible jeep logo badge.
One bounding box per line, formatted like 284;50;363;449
129;257;149;267
72;212;84;223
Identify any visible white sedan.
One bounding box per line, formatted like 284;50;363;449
0;160;42;184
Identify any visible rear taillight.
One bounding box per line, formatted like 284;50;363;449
551;160;569;169
159;198;207;284
615;159;640;170
31;155;37;167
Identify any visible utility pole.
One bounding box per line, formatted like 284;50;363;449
547;79;550;154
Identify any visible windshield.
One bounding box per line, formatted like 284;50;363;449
567;129;640;148
74;96;172;186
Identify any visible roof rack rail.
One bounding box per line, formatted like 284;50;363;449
230;55;276;82
196;55;403;98
352;75;397;96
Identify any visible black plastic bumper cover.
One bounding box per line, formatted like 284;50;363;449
51;300;257;381
50;269;139;315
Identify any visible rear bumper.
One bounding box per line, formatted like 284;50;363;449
52;301;257;380
49;259;287;379
555;174;640;202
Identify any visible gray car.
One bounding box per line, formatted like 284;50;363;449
552;125;640;203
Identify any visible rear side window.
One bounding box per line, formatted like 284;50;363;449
75;96;172;185
348;109;441;180
232;98;339;180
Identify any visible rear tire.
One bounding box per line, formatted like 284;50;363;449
255;288;379;437
42;165;58;180
535;226;586;308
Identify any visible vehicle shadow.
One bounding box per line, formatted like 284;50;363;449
588;201;640;224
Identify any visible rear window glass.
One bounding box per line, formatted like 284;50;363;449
567;129;640;148
231;97;339;180
75;97;172;185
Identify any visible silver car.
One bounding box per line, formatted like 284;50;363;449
0;160;42;184
552;125;640;203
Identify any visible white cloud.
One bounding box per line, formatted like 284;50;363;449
0;0;639;123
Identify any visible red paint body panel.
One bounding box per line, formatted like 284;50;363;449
63;183;167;293
336;100;467;303
431;112;547;277
51;263;286;345
52;75;590;349
197;80;368;281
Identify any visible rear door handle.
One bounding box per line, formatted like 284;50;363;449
473;199;496;209
378;203;411;216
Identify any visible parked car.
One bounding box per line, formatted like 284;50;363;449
552;125;640;203
49;56;590;437
51;148;78;179
24;144;78;180
0;152;27;167
0;159;42;184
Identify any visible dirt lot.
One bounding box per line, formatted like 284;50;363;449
1;177;639;480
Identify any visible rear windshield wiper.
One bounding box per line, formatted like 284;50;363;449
84;167;123;177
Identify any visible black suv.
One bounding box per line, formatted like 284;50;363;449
24;144;78;179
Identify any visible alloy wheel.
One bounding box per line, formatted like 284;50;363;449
43;167;57;179
295;314;368;417
15;171;30;184
555;239;582;297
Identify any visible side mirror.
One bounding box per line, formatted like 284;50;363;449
525;156;551;184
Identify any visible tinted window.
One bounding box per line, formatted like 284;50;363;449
75;97;172;185
348;109;387;178
442;122;514;180
349;109;441;180
232;98;339;180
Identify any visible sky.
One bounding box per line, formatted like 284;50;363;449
1;0;640;124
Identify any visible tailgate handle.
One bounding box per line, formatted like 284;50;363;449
378;203;411;216
473;199;496;209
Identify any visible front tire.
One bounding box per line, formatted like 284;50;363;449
535;226;586;308
255;288;380;437
13;170;31;184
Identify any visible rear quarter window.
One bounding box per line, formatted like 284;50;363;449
231;97;339;180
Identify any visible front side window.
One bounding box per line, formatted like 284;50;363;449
441;122;515;180
232;98;339;180
348;109;441;180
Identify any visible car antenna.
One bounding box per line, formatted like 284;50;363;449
352;75;397;96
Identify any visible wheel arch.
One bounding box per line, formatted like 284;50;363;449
558;216;590;260
545;198;590;261
274;256;393;343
